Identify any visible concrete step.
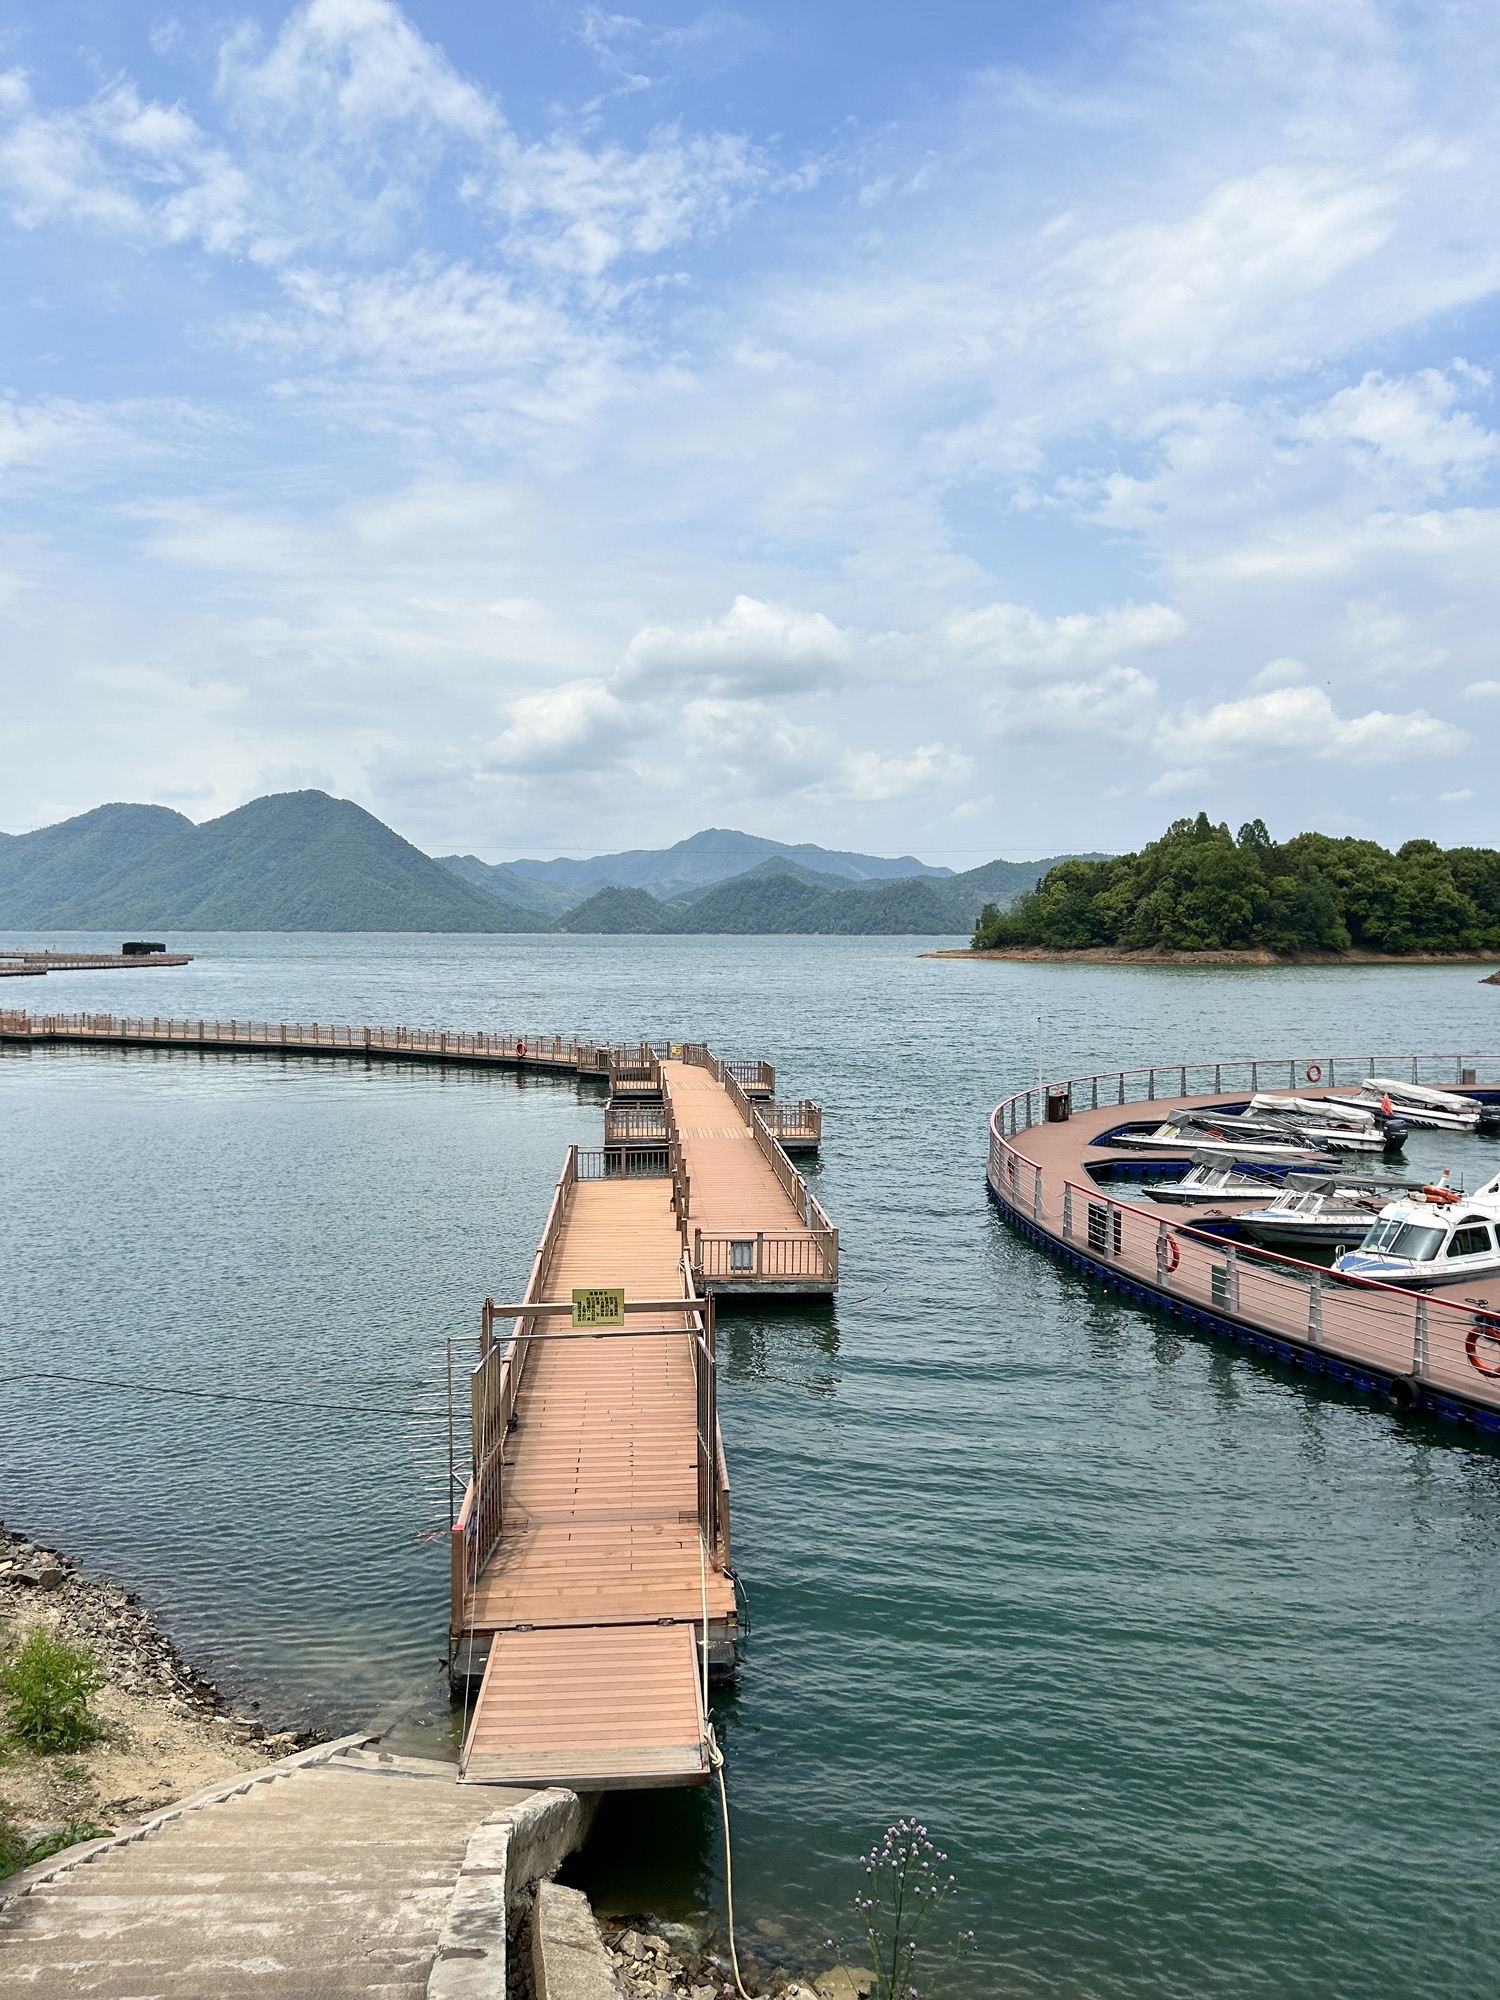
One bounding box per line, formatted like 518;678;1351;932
0;1750;534;2000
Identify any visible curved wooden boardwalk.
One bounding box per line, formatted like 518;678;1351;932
988;1050;1500;1431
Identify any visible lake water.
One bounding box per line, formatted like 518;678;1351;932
3;934;1500;1999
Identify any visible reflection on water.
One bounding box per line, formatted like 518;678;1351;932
4;935;1500;1999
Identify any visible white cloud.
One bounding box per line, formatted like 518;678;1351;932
1439;788;1473;802
617;594;853;697
1299;368;1500;497
1465;680;1500;697
484;679;626;773
678;698;969;803
983;666;1159;743
1067;167;1393;378
1154;686;1469;767
1146;766;1210;797
934;601;1185;678
1248;655;1306;690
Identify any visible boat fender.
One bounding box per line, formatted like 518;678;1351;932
1385;1377;1419;1411
1305;1063;1322;1083
1465;1316;1500;1378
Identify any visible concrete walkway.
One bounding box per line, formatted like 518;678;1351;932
0;1737;579;1998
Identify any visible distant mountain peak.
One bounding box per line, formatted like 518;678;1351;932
499;827;954;897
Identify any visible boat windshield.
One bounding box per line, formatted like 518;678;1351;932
1358;1219;1446;1261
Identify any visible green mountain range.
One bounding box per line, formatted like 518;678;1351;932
0;792;543;932
0;789;1087;934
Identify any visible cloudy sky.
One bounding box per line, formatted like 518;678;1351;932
3;0;1499;862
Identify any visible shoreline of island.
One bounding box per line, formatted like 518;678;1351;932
923;946;1500;968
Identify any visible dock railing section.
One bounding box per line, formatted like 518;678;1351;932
692;1057;838;1285
988;1052;1500;1416
603;1102;670;1144
450;1215;724;1631
452;1142;580;1617
759;1099;822;1147
0;1009;644;1073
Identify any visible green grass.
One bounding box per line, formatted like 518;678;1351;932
0;1810;113;1882
1;1630;105;1753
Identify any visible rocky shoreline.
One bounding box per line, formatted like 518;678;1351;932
925;945;1500;967
600;1917;870;2000
0;1523;323;1859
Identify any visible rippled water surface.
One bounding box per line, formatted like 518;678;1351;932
4;934;1500;1998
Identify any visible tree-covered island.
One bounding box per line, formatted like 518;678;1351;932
972;814;1500;956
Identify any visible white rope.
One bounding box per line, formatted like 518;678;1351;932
709;1728;751;2000
700;1524;749;1998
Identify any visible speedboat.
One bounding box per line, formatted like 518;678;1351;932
1126;1154;1292;1204
1333;1173;1500;1287
1108;1113;1333;1163
1248;1094;1407;1156
1237;1171;1434;1250
1355;1078;1500;1135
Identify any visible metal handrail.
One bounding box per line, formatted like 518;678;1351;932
986;1060;1500;1411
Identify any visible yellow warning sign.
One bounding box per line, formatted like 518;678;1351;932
572;1287;626;1328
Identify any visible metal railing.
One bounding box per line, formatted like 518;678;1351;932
759;1099;822;1146
723;1057;775;1095
603;1102;670;1143
452;1227;725;1627
693;1228;839;1283
999;1050;1500;1135
986;1052;1500;1415
451;1140;580;1618
0;1009;638;1075
576;1147;672;1179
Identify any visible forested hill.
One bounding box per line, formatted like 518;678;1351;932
972;816;1500;955
0;792;544;932
548;854;1098;935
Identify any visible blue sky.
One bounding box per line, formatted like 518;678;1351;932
3;0;1500;862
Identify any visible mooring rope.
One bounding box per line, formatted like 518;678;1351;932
700;1527;750;2000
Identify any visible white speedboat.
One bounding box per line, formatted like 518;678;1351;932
1333;1173;1500;1287
1130;1154;1291;1205
1248;1093;1407;1155
1356;1078;1500;1134
1237;1172;1432;1250
1107;1114;1332;1164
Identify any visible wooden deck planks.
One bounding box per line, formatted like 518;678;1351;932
661;1058;819;1242
463;1625;706;1788
461;1175;731;1782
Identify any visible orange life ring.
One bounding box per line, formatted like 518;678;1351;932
1305;1063;1322;1083
1466;1318;1500;1377
1162;1237;1181;1273
1422;1185;1460;1205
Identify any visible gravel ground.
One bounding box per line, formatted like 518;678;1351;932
0;1522;323;1853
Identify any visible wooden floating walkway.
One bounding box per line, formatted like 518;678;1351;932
989;1051;1500;1430
0;949;193;977
453;1043;837;1789
0;1006;836;1790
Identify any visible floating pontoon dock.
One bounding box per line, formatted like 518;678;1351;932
988;1052;1500;1429
0;1007;837;1789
